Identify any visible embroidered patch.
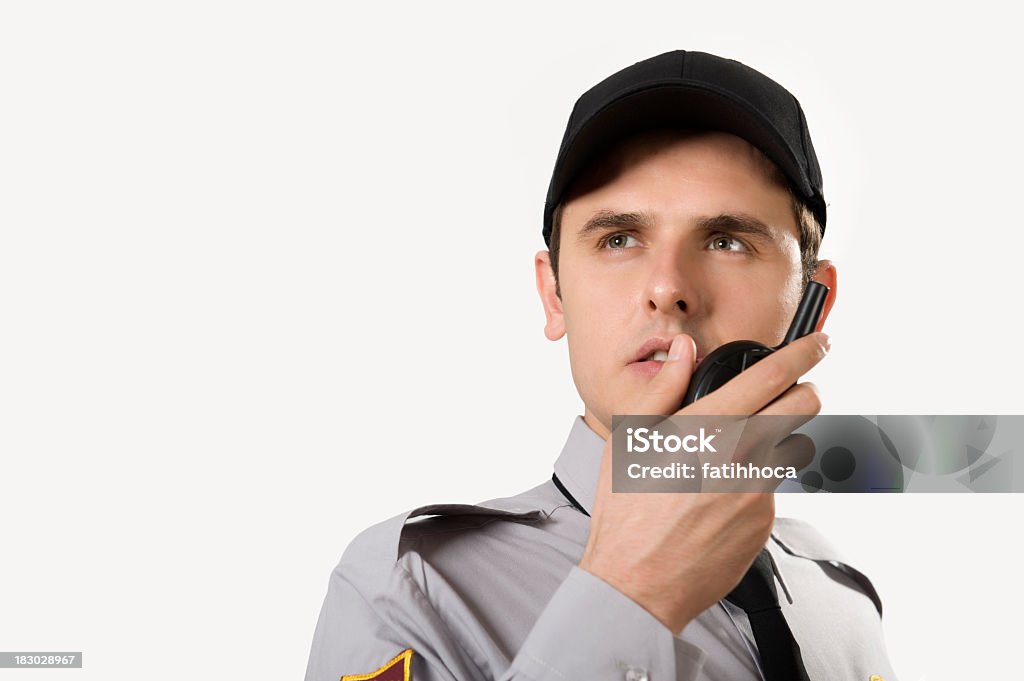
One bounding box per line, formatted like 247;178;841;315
342;649;413;681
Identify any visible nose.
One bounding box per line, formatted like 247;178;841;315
644;248;697;317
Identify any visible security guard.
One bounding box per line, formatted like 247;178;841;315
305;51;899;681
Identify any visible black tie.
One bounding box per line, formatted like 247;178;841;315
725;549;811;681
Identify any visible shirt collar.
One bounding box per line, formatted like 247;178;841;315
552;415;607;515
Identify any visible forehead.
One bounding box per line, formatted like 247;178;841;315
560;129;798;237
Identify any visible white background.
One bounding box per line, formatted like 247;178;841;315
1;2;1022;680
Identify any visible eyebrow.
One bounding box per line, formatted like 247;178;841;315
575;210;655;244
695;213;779;244
575;210;781;245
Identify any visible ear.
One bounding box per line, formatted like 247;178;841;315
535;250;566;341
810;259;838;332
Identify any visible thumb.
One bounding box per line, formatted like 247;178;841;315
634;334;697;415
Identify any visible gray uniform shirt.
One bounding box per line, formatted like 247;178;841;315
306;417;898;681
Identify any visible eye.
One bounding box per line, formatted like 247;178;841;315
601;232;640;249
708;235;747;252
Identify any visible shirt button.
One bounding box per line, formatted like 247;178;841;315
624;667;649;681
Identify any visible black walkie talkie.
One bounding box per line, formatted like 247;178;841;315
681;281;830;407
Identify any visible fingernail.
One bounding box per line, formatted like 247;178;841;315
668;335;684;361
818;332;831;353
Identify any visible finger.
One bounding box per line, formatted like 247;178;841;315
729;412;809;466
739;434;815;493
689;332;829;416
741;383;822;466
771;433;816;472
758;382;822;426
632;333;698;416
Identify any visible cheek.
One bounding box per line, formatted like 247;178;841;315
560;273;637;382
560;260;638;331
563;298;621;365
719;271;804;342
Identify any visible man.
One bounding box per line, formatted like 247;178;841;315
305;51;897;681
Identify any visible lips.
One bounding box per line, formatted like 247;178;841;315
631;338;674;364
629;337;706;375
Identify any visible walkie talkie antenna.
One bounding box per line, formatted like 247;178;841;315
777;281;829;348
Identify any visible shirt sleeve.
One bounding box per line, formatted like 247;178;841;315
305;564;706;681
304;561;475;681
499;567;706;681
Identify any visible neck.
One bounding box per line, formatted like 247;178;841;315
582;409;612;441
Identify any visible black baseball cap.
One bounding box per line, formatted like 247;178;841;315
542;50;827;245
